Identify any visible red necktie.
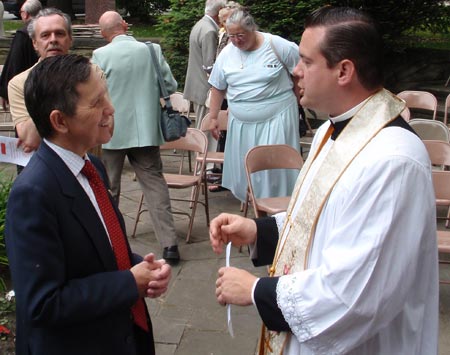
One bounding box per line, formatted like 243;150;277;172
81;160;149;332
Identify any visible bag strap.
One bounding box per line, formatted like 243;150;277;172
146;41;172;109
270;35;302;108
269;35;288;73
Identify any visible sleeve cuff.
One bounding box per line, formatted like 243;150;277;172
254;276;290;331
252;217;279;267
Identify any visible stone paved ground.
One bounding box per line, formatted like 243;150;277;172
120;152;450;355
1;148;449;354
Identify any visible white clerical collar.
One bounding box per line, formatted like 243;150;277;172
329;97;370;124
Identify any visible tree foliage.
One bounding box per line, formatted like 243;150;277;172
47;0;75;19
159;0;449;89
158;0;205;88
116;0;170;23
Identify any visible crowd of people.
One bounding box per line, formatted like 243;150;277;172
1;1;440;354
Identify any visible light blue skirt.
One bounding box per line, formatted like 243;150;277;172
222;92;300;202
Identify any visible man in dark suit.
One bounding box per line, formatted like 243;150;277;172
0;0;41;108
5;54;171;355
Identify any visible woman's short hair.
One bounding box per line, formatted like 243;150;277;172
226;8;257;32
305;6;384;90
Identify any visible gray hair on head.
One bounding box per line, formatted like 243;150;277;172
226;8;257;32
27;7;72;39
218;1;242;23
21;0;42;17
205;0;227;16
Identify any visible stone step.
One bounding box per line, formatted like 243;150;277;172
416;80;450;100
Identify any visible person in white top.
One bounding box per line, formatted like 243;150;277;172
210;5;438;355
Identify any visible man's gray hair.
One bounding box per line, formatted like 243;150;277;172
22;0;42;17
205;0;226;16
27;7;72;39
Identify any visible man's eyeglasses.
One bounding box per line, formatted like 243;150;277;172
228;33;246;40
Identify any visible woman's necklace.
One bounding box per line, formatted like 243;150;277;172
238;33;262;69
239;50;250;69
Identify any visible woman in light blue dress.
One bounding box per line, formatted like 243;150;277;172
208;9;300;202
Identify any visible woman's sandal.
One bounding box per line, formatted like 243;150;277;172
208;185;228;192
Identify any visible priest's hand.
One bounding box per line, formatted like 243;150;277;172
209;213;257;254
215;266;256;306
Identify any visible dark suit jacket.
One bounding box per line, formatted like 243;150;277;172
0;26;38;101
5;142;154;355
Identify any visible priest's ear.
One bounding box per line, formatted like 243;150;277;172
49;109;70;134
336;59;355;86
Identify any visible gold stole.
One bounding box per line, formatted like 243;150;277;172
258;89;405;355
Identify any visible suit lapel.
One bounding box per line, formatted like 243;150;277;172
37;143;118;271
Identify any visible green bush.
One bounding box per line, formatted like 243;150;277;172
0;172;13;287
117;0;170;23
158;0;205;89
159;0;450;89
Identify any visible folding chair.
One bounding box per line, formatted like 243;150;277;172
243;144;303;218
436;230;450;284
132;128;209;242
409;118;450;142
397;90;438;120
434;161;450;224
160;92;193;173
423;140;450;166
198;110;228;184
444;93;450;126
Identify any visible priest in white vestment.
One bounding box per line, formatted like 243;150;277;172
210;6;438;355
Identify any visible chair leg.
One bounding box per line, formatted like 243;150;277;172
186;185;201;243
204;176;210;226
131;193;145;238
242;191;249;217
446;206;450;228
189;160;202;208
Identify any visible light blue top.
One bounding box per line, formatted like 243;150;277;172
209;33;301;202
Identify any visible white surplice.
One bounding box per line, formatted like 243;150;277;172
272;108;438;354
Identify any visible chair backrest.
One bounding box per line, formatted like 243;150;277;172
161;128;207;157
423;140;450;167
397;90;438;120
400;106;411;121
444;93;450;126
170;92;191;116
409;118;450;142
245;144;303;176
200;110;228;132
432;170;450;201
245;144;303;218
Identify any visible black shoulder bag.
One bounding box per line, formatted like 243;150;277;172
146;41;191;141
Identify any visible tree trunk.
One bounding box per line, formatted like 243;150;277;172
47;0;75;20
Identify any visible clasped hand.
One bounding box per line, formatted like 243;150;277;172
131;253;171;299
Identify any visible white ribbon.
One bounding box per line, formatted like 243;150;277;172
225;242;234;338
